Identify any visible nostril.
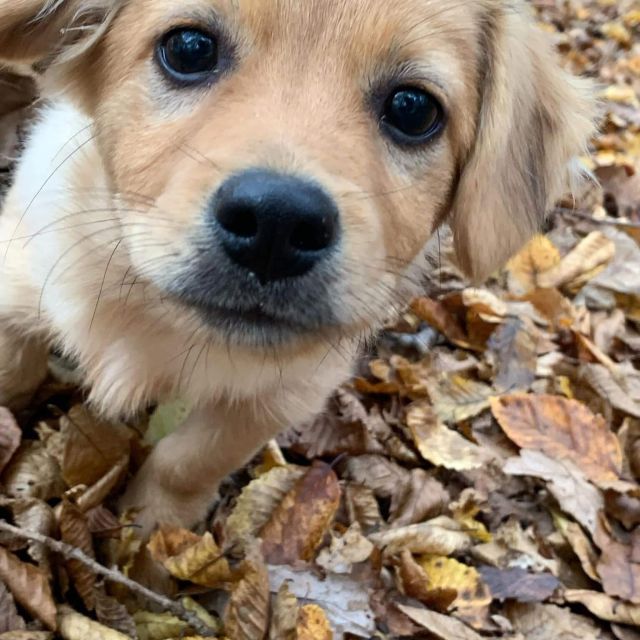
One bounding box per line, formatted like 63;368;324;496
290;216;336;253
217;204;258;239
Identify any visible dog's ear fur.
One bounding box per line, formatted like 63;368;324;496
450;4;595;282
0;0;121;66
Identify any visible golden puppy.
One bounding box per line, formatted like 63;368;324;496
0;0;593;535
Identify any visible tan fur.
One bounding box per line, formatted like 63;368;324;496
0;0;595;535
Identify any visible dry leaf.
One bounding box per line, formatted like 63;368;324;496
389;468;449;527
594;524;640;604
94;587;138;639
269;583;299;640
225;465;306;544
0;581;25;633
58;608;130;640
345;455;409;499
0;409;21;474
342;484;383;533
2;443;64;501
537;232;615;290
411;298;473;349
369;516;472;557
316;523;373;574
148;526;234;588
397;604;483;640
0;546;56;630
296;605;333;640
406;401;488;471
261;461;341;565
11;499;54;568
581;364;640;419
504;450;603;534
224;545;270;640
61;405;130;488
0;634;53;640
506;235;562;295
565;591;640;626
133;611;189;640
558;520;600;582
426;374;493;424
59;500;96;610
492;394;624;490
479;567;560;603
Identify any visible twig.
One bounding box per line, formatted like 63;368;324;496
0;520;216;637
556;207;640;229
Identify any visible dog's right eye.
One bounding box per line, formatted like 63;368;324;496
158;28;218;83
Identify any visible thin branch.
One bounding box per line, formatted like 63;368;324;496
0;520;216;637
555;207;640;229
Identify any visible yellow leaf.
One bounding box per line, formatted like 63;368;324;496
507;235;561;295
58;608;129;640
418;556;491;610
133;611;189;640
148;526;234;589
406;402;489;471
426;374;493;425
296;605;333;640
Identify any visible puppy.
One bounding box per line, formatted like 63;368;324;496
0;0;594;536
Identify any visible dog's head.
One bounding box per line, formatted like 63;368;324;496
1;0;594;349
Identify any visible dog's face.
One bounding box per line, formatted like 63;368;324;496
0;0;594;350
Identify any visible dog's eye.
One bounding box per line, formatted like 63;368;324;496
158;28;218;82
382;87;444;142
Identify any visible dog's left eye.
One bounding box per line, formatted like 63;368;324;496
381;87;444;143
158;28;218;82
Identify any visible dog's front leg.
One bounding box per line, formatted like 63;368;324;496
0;324;48;410
120;398;292;538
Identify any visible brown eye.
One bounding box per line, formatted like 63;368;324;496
158;28;218;83
382;87;444;143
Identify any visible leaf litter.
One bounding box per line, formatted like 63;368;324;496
1;0;640;637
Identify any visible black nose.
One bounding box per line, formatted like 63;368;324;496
210;169;340;283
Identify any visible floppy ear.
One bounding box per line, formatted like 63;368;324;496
0;0;122;66
449;4;595;282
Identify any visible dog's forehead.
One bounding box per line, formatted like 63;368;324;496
131;0;484;66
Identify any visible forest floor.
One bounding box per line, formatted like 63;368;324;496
1;1;640;639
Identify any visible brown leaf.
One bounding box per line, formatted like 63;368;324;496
261;461;341;565
581;364;640;419
0;408;21;474
296;605;333;640
397;604;483;640
594;524;640;604
564;591;640;626
369;516;472;557
345;455;409;499
147;525;234;588
0;634;53;640
492;394;625;490
59;500;97;610
94;588;138;639
316;523;373;575
342;484;383;533
224;545;270;640
479;567;560;603
426;374;493;424
389;468;449;527
504;450;603;534
11;500;55;569
487;318;538;392
0;581;25;633
225;465;306;545
0;546;56;630
1;443;64;501
61;405;130;488
406;402;489;471
411;298;473;349
506;235;562;296
269;583;299;640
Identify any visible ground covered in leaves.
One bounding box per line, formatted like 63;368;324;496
2;1;640;638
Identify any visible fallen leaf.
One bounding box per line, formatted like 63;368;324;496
537;232;615;290
594;524;640;603
133;611;190;640
426;375;493;424
406;402;489;471
269;582;299;640
389;468;449;527
397;604;483;640
0;634;53;640
148;526;234;589
225;465;306;545
61;405;130;488
507;235;562;296
0;546;56;630
261;461;341;565
0;409;21;474
94;588;138;639
11;499;54;568
58;608;130;640
344;455;409;499
369;516;472;557
411;297;473;349
59;500;96;610
224;545;270;640
565;591;640;626
557;520;600;582
487;318;538;392
581;363;640;419
296;605;333;640
479;566;560;603
504;450;603;534
268;565;376;637
342;483;383;533
0;581;25;633
1;443;64;501
492;394;624;490
316;523;373;574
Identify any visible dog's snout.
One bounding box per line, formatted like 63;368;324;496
211;170;339;283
